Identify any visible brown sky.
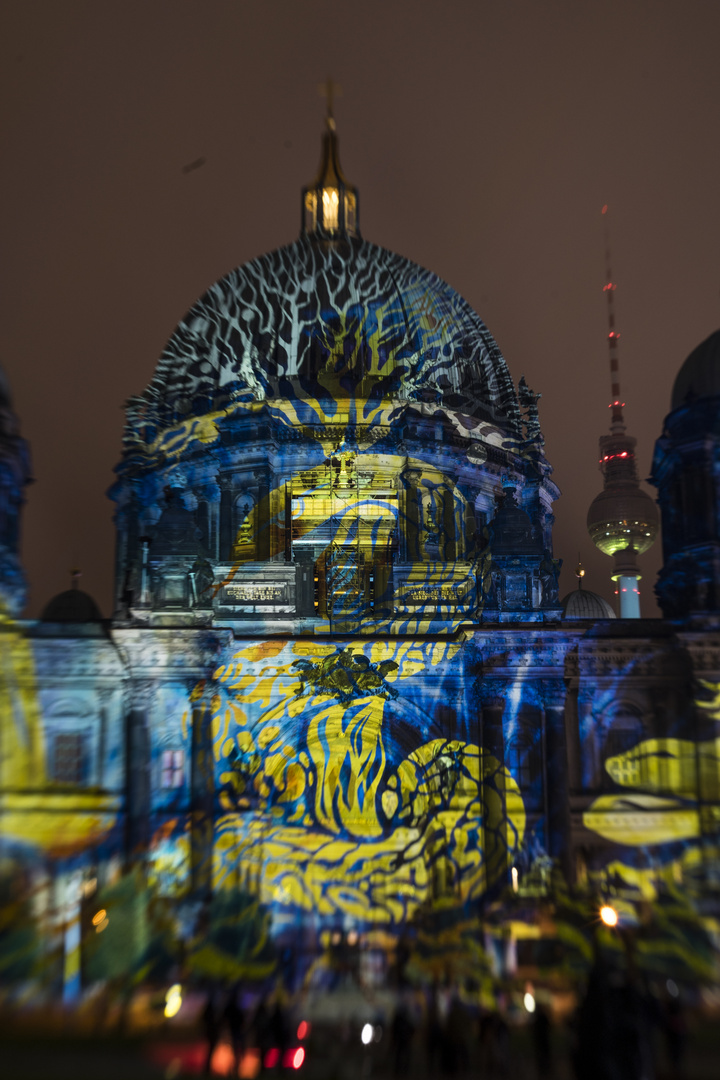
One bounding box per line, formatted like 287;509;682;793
2;1;719;618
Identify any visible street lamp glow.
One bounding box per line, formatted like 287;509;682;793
600;904;618;927
523;992;536;1013
361;1023;373;1045
164;984;182;1018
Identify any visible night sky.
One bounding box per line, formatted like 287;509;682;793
2;2;719;618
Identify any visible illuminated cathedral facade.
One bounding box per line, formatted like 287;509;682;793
2;120;720;996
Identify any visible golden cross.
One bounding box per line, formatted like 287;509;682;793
318;77;342;124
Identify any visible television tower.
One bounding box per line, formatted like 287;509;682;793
586;206;658;617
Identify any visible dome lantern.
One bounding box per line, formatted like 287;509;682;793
301;85;359;239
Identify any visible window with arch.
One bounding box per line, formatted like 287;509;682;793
601;700;645;789
505;716;543;802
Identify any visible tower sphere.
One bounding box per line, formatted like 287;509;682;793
587;484;659;558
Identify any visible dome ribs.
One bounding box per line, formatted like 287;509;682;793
126;236;525;443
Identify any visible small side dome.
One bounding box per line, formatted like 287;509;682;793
41;588;103;622
671;329;720;410
561;587;616;620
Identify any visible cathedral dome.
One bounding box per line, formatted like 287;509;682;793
671;329;720;410
561;586;616;619
135;236;522;439
41;587;103;623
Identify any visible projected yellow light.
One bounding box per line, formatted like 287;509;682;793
164;984;182;1018
91;908;106;926
600;904;618;927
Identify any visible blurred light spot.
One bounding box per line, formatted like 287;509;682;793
297;1021;309;1040
164;984;182;1018
524;992;536;1013
600;905;618;927
292;1048;305;1069
240;1049;261;1079
361;1023;373;1045
212;1043;234;1074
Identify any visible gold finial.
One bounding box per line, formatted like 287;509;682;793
575;558;586;587
318;78;342;131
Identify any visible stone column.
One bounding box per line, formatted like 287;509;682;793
479;685;510;898
441;486;456;561
564;700;582;793
125;680;155;864
543;680;570;873
190;691;215;900
217;475;234;561
203;478;221;559
254;467;271;560
401;467;422;562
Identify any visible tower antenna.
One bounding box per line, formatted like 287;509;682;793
318;78;342;131
601;205;625;434
587;204;659;617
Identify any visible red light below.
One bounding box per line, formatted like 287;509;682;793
210;1045;235;1074
293;1048;305;1070
265;1049;280;1069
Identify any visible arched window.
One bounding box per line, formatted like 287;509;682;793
600;701;645;789
505;717;543;799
